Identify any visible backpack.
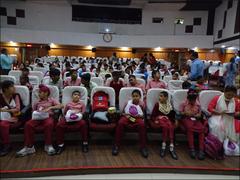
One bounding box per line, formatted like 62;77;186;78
92;91;109;112
204;133;224;160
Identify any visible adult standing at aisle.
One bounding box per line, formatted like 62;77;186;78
0;48;14;75
189;51;204;81
225;57;237;87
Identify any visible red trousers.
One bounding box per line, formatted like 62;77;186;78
0;121;11;145
115;116;147;149
182;118;204;151
56;118;88;145
155;116;175;143
24;118;54;147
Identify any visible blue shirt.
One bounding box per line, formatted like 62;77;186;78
189;58;204;80
235;56;240;64
0;54;13;70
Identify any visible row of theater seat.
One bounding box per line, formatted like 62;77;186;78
6;85;222;133
0;71;188;91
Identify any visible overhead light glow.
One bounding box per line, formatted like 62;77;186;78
50;43;56;48
120;47;130;51
221;45;226;48
210;49;215;52
192;47;198;51
227;46;236;50
86;45;93;49
9;41;17;46
105;28;110;33
154;47;161;51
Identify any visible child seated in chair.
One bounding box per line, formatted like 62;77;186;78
64;69;81;87
172;72;180;80
49;68;63;93
55;90;88;155
112;89;148;158
20;67;33;91
106;71;125;105
0;81;21;156
179;87;205;160
16;84;63;157
151;91;178;160
195;76;208;91
146;70;167;91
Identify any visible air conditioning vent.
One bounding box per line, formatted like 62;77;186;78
152;17;164;23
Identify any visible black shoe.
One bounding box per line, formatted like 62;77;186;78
189;149;196;159
82;144;89;153
112;145;119;156
56;145;65;155
0;145;11;157
169;148;178;160
198;151;205;160
160;148;166;158
140;148;148;158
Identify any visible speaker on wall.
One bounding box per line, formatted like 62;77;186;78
45;45;51;51
132;48;136;54
220;48;226;55
92;48;96;52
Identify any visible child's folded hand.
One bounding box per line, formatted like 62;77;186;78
42;107;51;112
73;109;80;114
185;111;192;117
175;121;179;127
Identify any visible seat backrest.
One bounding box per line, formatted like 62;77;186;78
32;85;60;108
133;73;145;79
136;78;146;86
163;75;172;83
62;86;88;107
91;77;104;86
209;66;219;75
105;77;125;86
127;77;146;87
0;75;16;84
81;72;96;77
172;89;188;112
99;73;112;80
8;70;22;84
119;87;143;113
42;76;51;85
63;71;80;81
146;88;171;115
180;76;188;81
42;76;63;85
63;71;71;81
91;86;115;107
199;90;223;113
168;80;184;90
29;71;44;82
29;75;40;86
33;67;48;75
15;85;30;107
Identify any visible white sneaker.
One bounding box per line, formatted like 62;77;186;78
44;145;56;155
16;146;36;157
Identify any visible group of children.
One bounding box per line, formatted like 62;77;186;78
1;78;224;161
1;57;239;160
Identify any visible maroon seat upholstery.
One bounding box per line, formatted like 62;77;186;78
90;122;117;132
